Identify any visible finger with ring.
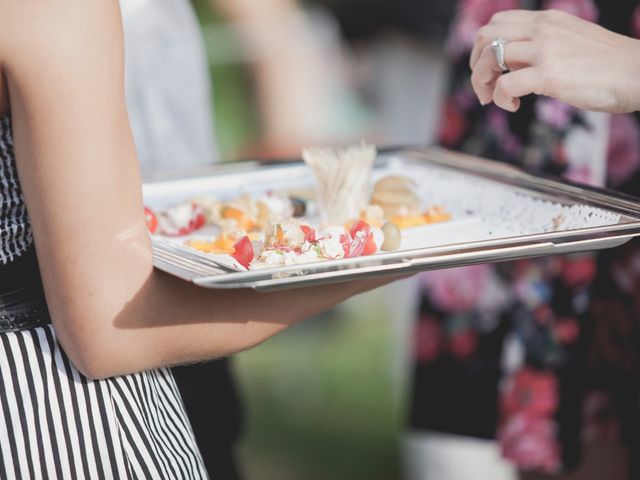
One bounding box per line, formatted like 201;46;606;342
492;37;510;72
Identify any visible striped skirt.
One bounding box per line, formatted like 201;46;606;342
0;325;209;479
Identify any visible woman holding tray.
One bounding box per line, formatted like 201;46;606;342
407;3;640;480
0;2;395;478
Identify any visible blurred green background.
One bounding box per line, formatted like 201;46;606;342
234;298;405;480
192;0;259;159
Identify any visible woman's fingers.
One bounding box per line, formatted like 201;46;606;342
471;42;537;105
471;44;503;104
470;24;535;69
493;67;540;111
469;9;640;113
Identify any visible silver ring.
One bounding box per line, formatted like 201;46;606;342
491;37;509;72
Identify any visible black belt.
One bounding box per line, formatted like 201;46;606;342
0;247;51;333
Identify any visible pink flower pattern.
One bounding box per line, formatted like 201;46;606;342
413;0;640;475
553;317;580;344
421;265;492;314
535;98;576;130
501;369;559;417
414;315;443;363
544;0;598;21
632;5;640;38
448;0;521;55
499;413;562;473
607;114;640;187
561;256;597;288
447;329;479;360
498;370;561;472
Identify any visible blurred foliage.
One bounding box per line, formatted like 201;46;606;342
192;0;260;160
234;302;403;480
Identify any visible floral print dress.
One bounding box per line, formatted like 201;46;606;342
409;0;640;475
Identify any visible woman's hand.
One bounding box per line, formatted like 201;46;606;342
470;9;640;113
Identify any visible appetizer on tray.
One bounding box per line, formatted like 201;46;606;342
144;144;452;271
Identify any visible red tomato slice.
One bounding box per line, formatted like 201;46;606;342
300;225;317;243
191;204;206;230
232;236;254;268
349;220;370;237
349;220;377;256
144;207;158;234
362;237;377;256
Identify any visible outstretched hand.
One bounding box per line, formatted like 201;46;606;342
470;9;640;113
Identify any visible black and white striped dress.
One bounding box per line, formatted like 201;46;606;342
0;115;209;479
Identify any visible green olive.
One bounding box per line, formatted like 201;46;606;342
381;222;401;251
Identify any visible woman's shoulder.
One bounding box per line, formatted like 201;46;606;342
0;1;123;79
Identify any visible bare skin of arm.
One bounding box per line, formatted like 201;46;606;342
0;0;392;379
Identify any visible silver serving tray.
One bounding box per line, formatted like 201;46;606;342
143;147;640;291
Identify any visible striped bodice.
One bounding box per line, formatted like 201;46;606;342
0;115;33;263
0;114;208;479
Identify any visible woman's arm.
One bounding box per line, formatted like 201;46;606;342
1;1;386;379
469;9;640;113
